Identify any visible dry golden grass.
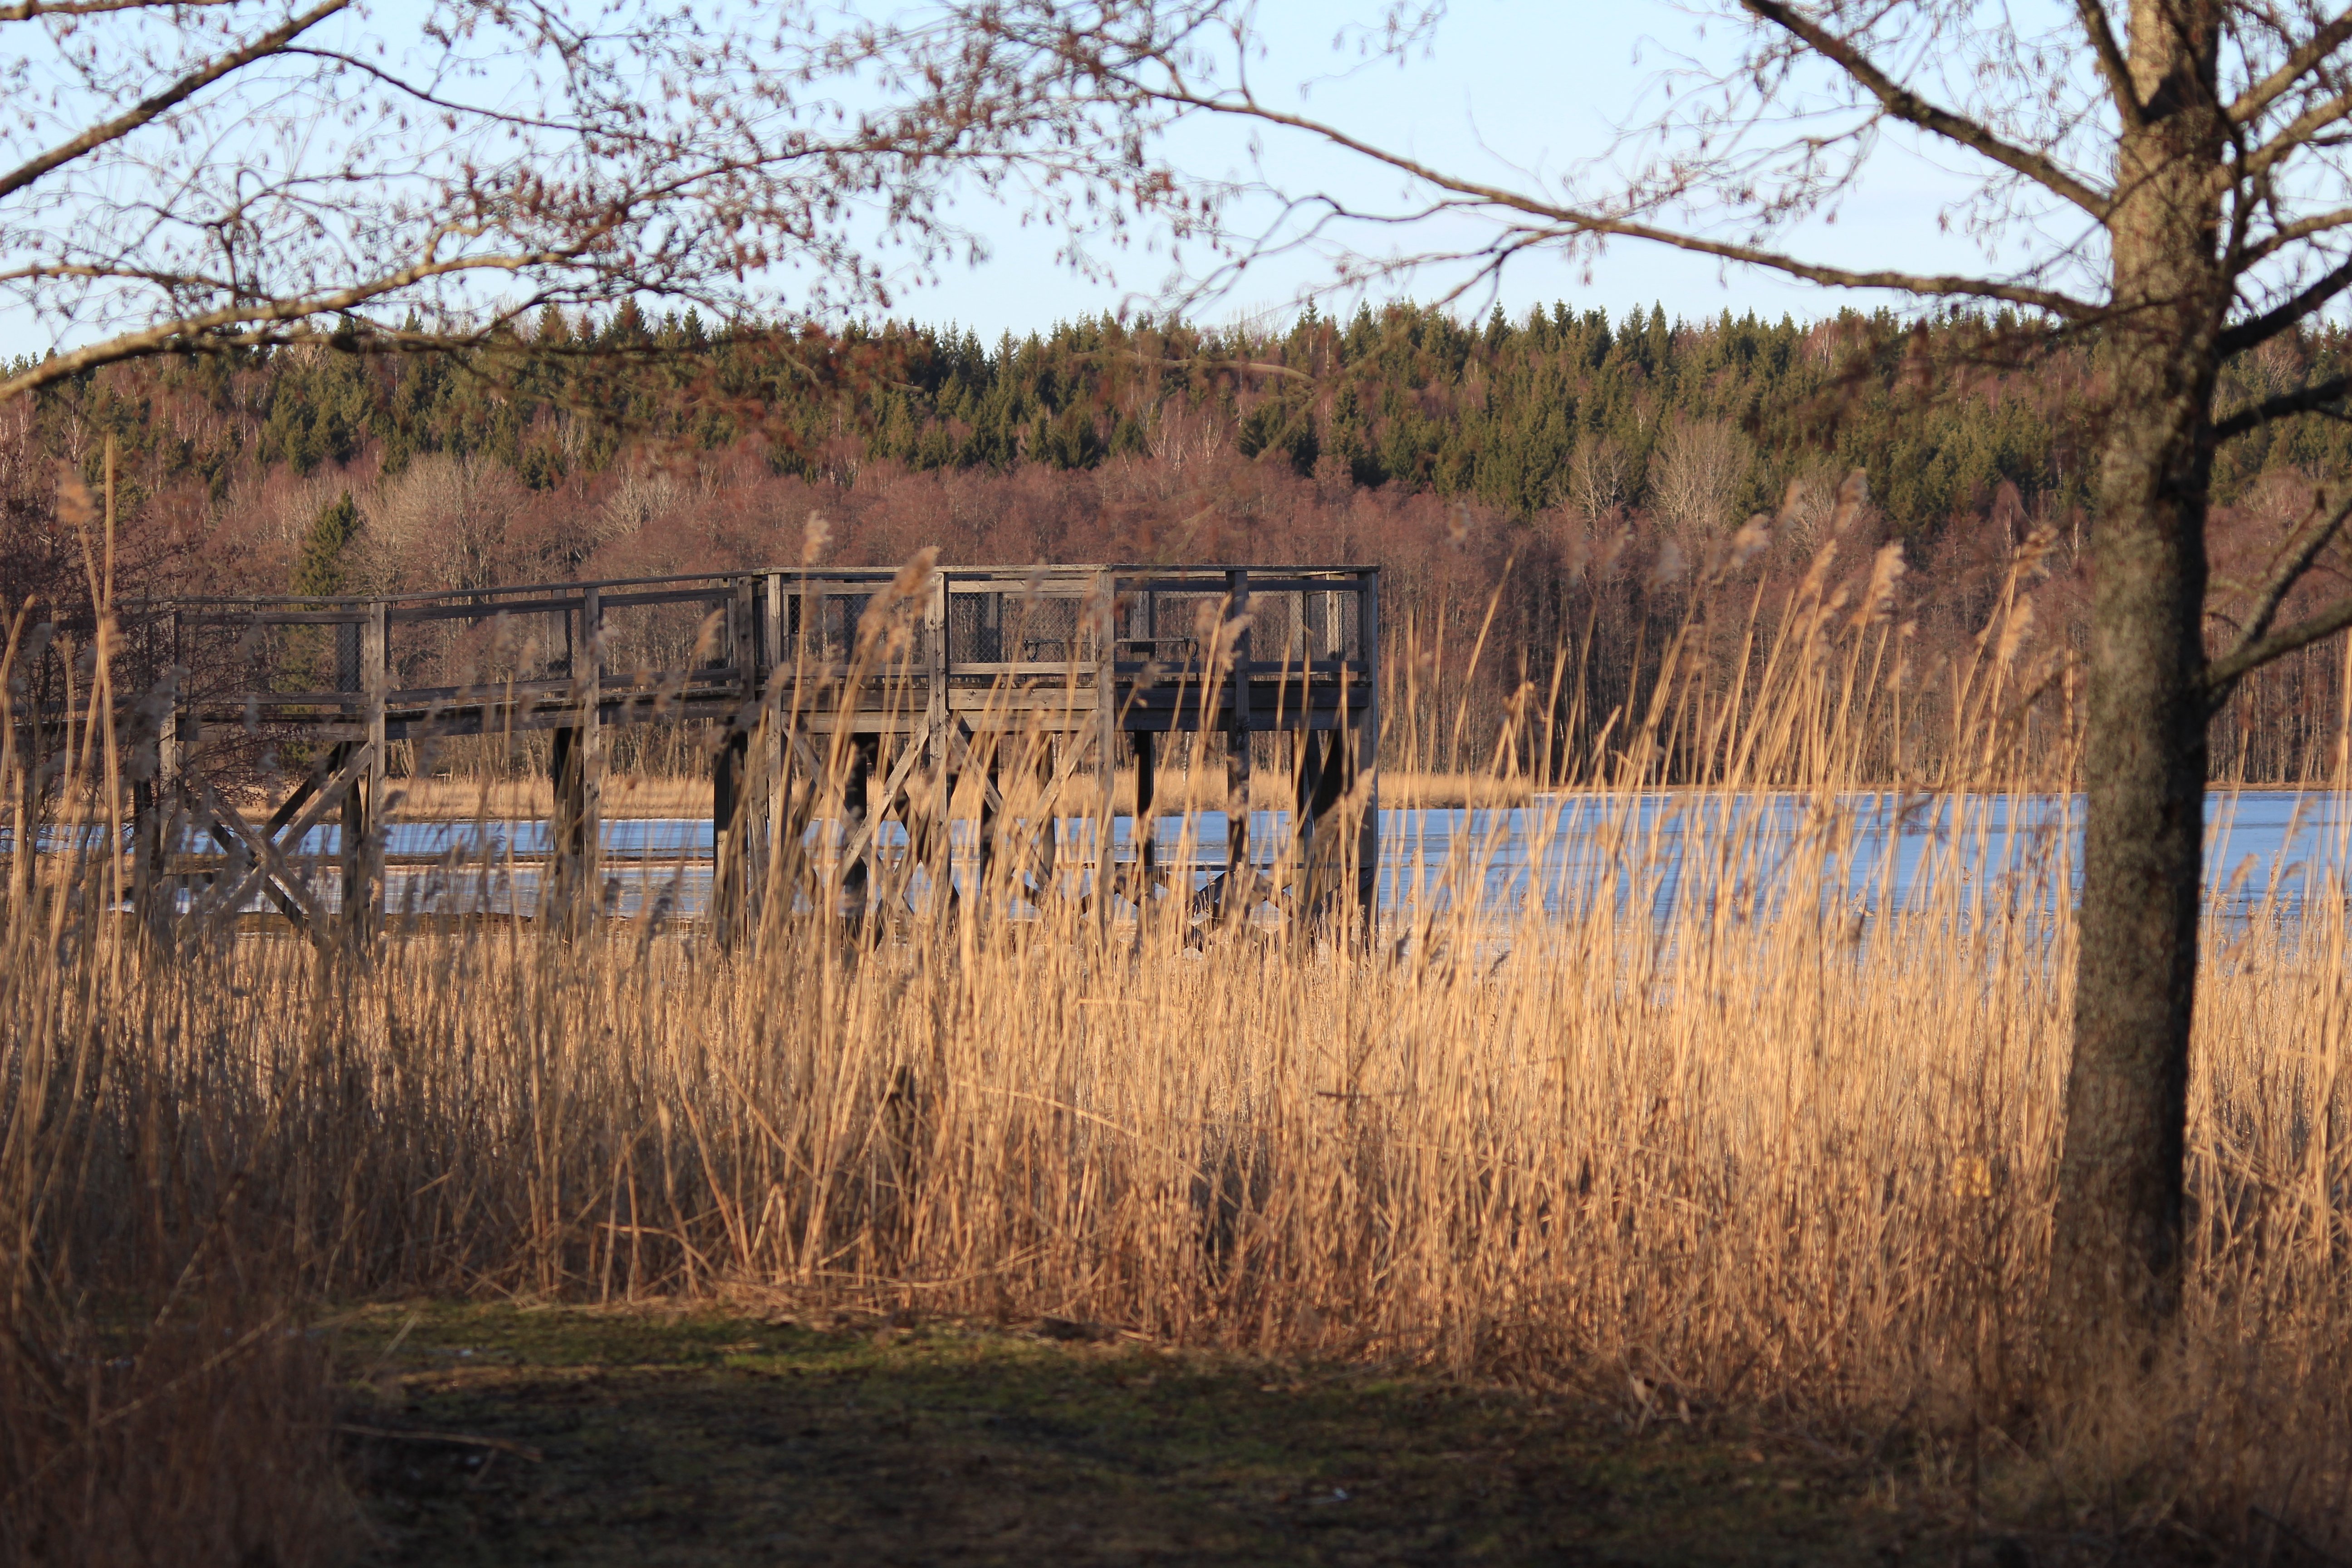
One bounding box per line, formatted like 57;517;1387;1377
355;772;715;819
6;560;2352;1563
387;766;1529;821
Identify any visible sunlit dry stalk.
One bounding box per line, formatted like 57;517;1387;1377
3;559;2352;1557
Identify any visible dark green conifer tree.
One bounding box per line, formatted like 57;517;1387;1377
291;492;362;598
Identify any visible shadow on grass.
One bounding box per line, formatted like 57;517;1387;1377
334;1304;1921;1567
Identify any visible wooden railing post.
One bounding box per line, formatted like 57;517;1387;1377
551;586;603;931
135;609;186;926
1225;567;1252;920
713;576;756;941
1094;568;1117;924
1357;569;1381;928
337;601;387;942
923;567;950;911
760;571;789;931
579;585;602;925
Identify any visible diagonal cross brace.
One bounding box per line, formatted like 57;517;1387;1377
203;743;374;927
836;738;929;870
190;789;320;926
189;787;314;926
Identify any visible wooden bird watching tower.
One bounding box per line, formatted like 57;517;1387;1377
100;563;1382;938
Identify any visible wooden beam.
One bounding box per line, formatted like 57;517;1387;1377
191;788;314;927
549;588;604;930
1357;569;1382;925
1093;569;1117;924
350;600;387;937
835;734;927;870
922;567;951;902
1225;568;1252;919
195;746;377;926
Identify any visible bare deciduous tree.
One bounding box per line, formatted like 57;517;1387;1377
356;451;526;593
1080;0;2352;1350
0;0;1217;401
1650;417;1754;542
1568;431;1631;526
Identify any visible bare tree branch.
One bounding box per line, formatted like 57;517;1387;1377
2230;6;2352;126
0;1;1226;398
2213;372;2352;437
0;0;239;16
1740;0;2112;217
2209;486;2352;707
2206;594;2352;693
0;245;584;402
0;0;346;203
2237;201;2352;261
2075;0;2145;129
2219;255;2352;352
1155;83;2097;316
2231;85;2352;186
0;0;237;17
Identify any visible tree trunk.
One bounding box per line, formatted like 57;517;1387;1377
2048;1;2222;1348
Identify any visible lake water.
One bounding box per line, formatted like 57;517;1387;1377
30;788;2347;923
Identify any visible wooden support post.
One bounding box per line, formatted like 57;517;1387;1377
841;733;876;925
1039;738;1058;888
1356;571;1381;927
1133;730;1157;900
156;609;185;790
335;615;363;926
713;727;748;936
1093;569;1117;923
972;733;1000;901
136;610;186;921
551;588;603;930
713;576;758;940
580;587;602;920
341;602;386;945
1291;728;1353;926
1225;568;1252;920
367;610;387;893
923;568;950;910
550;724;579;920
760;572;790;923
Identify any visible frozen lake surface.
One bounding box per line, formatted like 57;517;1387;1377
27;788;2351;924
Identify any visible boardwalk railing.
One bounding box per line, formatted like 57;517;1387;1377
40;563;1380;937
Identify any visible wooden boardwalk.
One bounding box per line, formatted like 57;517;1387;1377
113;563;1381;935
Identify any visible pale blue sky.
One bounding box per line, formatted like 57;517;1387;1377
0;0;2038;359
894;0;2016;336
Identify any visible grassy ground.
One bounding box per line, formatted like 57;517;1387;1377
333;1304;1945;1567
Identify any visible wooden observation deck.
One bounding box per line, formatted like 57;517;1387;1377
113;563;1381;934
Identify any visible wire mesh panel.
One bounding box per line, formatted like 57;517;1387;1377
808;591;870;660
383;603;569;697
1103;577;1363;667
946;583;1089;668
1230;584;1363;665
1127;591;1222;669
1308;588;1362;660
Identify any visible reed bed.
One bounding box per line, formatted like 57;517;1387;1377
6;551;2352;1563
381;765;1530;822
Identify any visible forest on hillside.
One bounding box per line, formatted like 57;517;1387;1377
7;300;2352;781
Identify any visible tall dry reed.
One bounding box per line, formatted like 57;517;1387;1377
5;540;2352;1561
